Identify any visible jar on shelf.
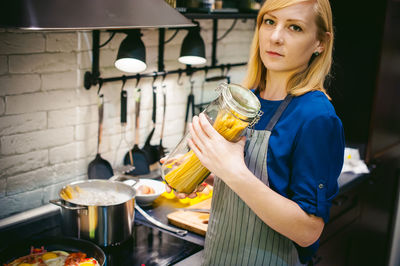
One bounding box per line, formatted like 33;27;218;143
161;82;262;194
164;0;177;8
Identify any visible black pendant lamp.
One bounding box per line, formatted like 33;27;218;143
179;26;207;65
115;30;147;73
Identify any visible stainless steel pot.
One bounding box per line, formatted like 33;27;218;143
50;179;136;247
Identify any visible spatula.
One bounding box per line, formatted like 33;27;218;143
123;88;150;175
87;92;114;180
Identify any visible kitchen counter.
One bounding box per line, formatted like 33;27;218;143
0;171;370;265
0;209;202;266
134;170;370;242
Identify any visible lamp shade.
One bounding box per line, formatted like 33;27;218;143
179;28;207;65
115;30;147;73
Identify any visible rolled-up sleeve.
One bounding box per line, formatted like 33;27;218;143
289;114;345;223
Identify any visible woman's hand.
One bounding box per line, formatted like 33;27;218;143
160;156;210;199
165;181;207;199
188;113;247;181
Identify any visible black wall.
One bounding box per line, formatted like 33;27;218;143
329;0;400;162
328;0;386;149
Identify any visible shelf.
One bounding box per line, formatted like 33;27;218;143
177;7;258;20
182;12;258;19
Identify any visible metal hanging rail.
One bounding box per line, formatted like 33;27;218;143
84;13;254;90
98;63;246;85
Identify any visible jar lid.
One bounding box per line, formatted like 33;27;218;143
220;83;261;120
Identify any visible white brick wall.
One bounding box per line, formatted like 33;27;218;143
46;32;78;52
6;90;78;114
0;112;47;135
1;127;74;155
0;150;48;178
0;74;41;95
0;33;45;54
0;20;255;218
0;56;7;74
42;71;77;90
0;97;5;115
9;53;77;74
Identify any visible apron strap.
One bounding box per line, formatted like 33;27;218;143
265;94;293;131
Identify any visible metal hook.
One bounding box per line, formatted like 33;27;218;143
97;79;103;95
177;69;184;86
220;65;225;76
204;66;209;80
189;72;195;85
135;74;141;88
152;73;158;88
161;72;167;83
226;64;231;76
226;64;231;84
121;75;127;91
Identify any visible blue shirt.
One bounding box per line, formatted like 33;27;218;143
253;90;345;263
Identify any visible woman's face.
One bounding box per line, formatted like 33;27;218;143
259;1;323;75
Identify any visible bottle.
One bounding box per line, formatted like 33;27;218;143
161;83;262;194
203;0;215;10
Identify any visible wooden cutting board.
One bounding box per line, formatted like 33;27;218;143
167;198;211;236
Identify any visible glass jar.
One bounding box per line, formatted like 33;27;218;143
161;83;262;194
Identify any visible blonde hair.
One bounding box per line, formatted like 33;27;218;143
242;0;334;98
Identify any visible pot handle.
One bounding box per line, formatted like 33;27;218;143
135;205;187;237
49;199;87;211
122;179;137;187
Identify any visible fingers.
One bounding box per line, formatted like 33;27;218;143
190;116;207;151
188;192;198;199
198;113;220;140
196;182;207;192
160;157;166;164
167;184;203;199
174;191;189;199
187;137;202;160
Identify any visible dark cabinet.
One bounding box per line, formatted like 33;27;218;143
329;0;400;163
316;159;399;265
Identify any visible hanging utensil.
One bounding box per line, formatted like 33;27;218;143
142;76;161;165
158;80;167;159
183;78;195;136
123;87;150;176
116;77;135;173
88;83;114;180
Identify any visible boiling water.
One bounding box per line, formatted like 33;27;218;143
68;187;132;206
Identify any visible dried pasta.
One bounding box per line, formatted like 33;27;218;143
164;110;248;194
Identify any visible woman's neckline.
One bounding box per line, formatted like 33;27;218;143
255;90;284;103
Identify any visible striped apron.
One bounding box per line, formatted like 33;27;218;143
202;95;303;266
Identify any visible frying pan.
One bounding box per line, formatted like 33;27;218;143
142;84;160;165
123;88;150;175
88;92;114;180
0;236;105;265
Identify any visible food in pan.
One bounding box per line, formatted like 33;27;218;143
60;185;81;200
164;109;248;194
61;185;131;206
5;246;99;266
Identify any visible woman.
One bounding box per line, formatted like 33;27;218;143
170;0;344;264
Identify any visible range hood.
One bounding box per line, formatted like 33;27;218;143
0;0;194;30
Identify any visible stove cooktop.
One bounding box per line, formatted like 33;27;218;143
0;211;203;266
